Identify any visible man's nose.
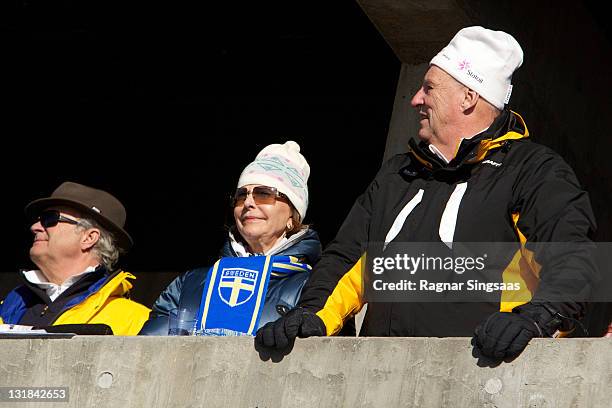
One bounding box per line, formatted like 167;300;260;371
410;87;424;108
30;220;44;233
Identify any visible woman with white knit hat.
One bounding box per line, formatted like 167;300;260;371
140;141;322;336
232;140;311;254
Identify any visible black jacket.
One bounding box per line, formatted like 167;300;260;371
299;110;597;337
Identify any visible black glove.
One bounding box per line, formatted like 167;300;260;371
255;307;326;349
473;303;563;359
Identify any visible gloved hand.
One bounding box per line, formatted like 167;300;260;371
473;303;562;359
255;307;326;349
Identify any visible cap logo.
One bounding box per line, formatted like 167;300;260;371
458;60;471;71
91;206;101;213
466;69;484;84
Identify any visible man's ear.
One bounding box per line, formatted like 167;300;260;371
461;88;480;112
81;228;100;251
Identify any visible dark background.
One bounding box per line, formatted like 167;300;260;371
0;1;400;305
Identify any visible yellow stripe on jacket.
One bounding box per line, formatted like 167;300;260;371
316;256;365;336
498;213;540;312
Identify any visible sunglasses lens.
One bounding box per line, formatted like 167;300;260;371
233;186;280;206
39;211;60;228
233;188;248;206
252;186;276;204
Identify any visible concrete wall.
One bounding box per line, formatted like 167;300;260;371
0;337;610;407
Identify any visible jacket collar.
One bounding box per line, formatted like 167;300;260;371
406;110;529;174
1;268;136;325
220;228;322;265
53;270;138;325
19;265;107;304
21;265;100;302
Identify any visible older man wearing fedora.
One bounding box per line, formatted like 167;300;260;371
0;182;150;335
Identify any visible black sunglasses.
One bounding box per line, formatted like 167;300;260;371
232;186;289;207
35;210;80;229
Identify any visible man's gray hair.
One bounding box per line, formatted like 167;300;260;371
76;218;121;271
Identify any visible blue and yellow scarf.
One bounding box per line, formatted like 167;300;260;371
196;255;311;336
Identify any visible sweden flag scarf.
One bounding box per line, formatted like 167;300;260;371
196;255;311;336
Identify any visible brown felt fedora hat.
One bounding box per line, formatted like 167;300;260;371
25;182;133;250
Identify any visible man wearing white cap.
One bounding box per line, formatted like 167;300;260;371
256;27;597;359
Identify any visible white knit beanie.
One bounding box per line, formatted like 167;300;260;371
237;141;310;220
430;26;524;110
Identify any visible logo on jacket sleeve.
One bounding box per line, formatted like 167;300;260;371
482;159;502;167
218;268;258;307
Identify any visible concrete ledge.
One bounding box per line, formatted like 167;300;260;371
0;337;610;407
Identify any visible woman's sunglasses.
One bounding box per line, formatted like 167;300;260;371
232;186;289;207
34;210;80;228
